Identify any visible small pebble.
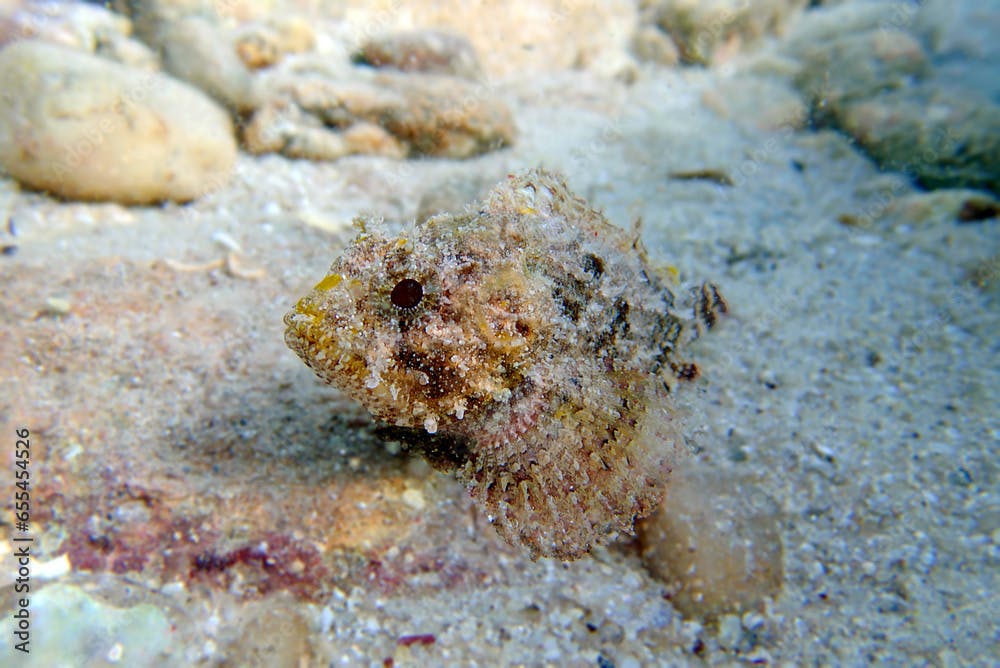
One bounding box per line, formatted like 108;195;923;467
638;467;783;619
354;29;481;79
401;488;426;511
43;297;72;315
106;642;124;663
34;554;70;579
717;614;743;650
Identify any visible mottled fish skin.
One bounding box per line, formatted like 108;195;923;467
284;169;723;559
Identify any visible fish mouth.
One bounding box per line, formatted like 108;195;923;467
282;309;315;363
283;271;348;347
283;291;330;362
283;270;343;348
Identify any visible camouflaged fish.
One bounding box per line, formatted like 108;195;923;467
284;169;726;559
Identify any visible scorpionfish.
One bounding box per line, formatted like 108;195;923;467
284;169;725;559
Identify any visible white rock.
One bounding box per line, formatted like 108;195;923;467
158;16;259;113
401;487;426;511
0;40;237;204
34;553;71;580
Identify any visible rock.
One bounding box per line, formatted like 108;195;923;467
157;15;258;112
0;584;175;666
235;16;316;70
247;71;515;160
0;40;237;204
243;99;405;161
957;196;1000;223
375;72;515;157
0;0;159;70
781;1;920;55
781;0;997;194
329;0;637;79
0;1;131;49
915;0;1000;104
637;467;784;620
630;25;680;66
266;16;315;54
838;84;1000;194
650;0;807;65
793;29;929;119
716;614;746;651
113;0;216;45
223;599;313;668
353;29;482;80
94;32;160;71
880;189;1000;227
235;29;281;71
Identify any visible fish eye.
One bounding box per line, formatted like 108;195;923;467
390;278;423;309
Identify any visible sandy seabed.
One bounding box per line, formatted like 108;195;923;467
0;2;998;666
